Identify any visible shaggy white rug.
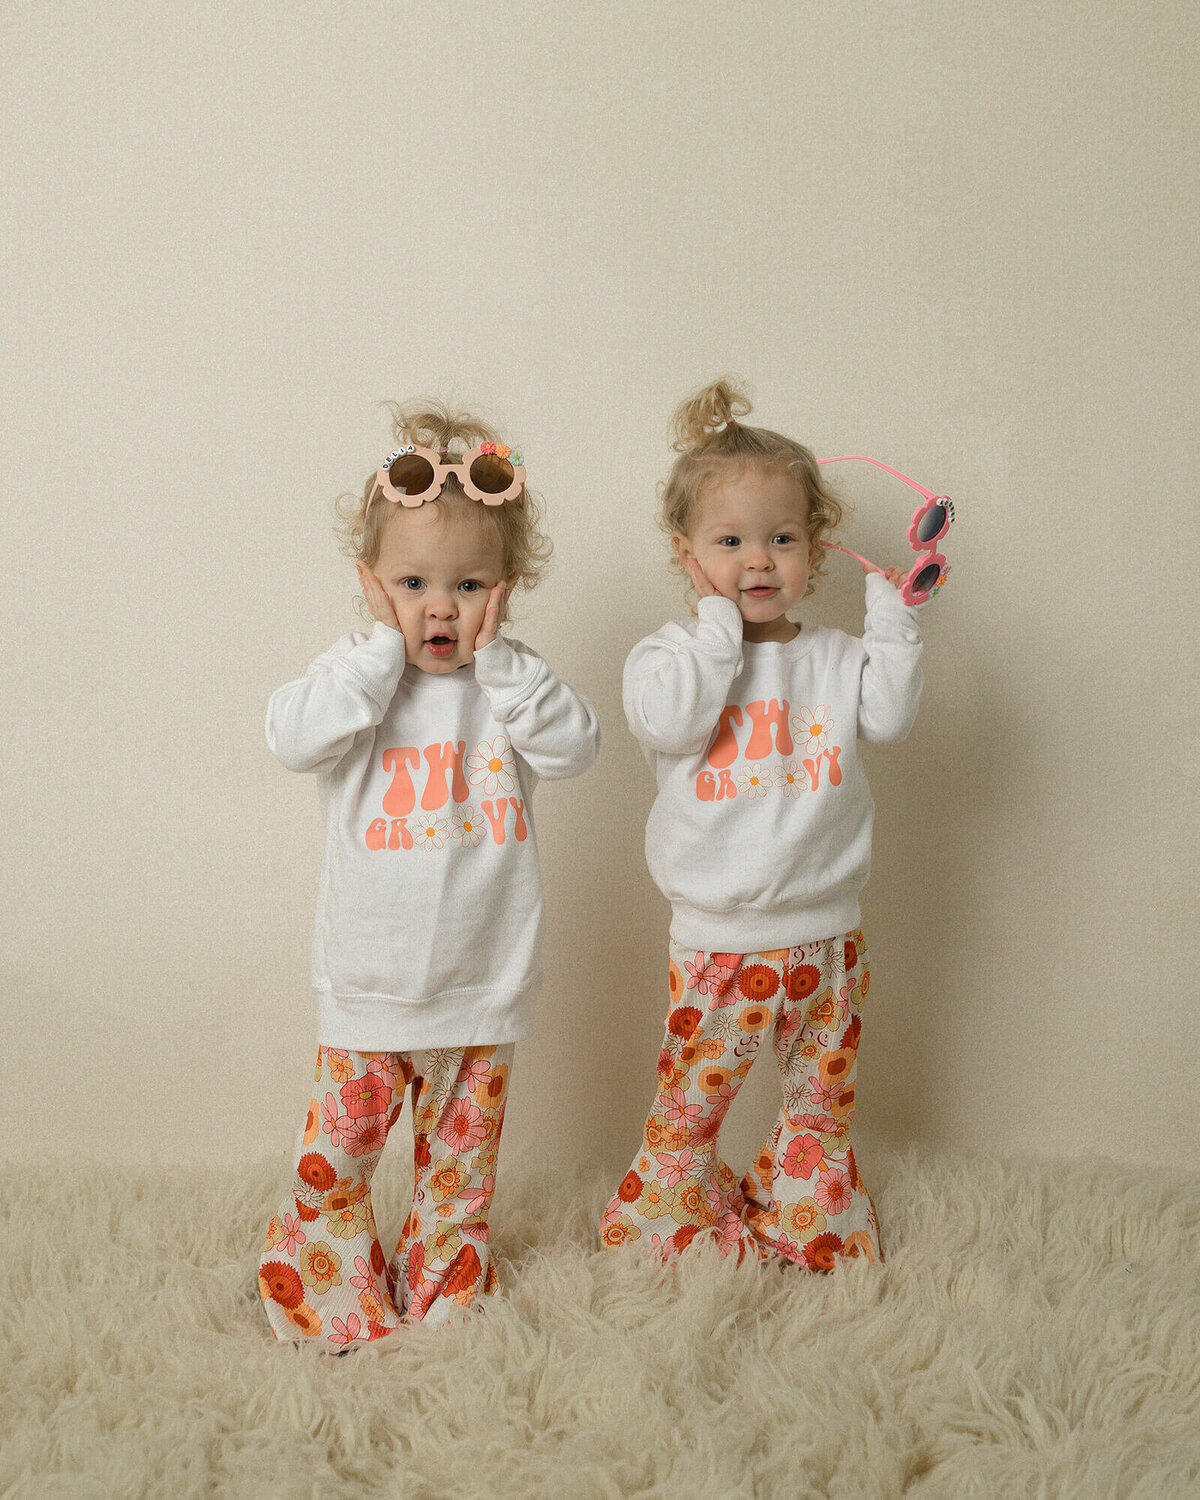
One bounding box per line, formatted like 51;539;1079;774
2;1145;1198;1499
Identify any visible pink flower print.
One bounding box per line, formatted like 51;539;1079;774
682;955;721;995
341;1072;392;1119
791;705;834;754
366;1054;400;1090
437;1098;487;1154
325;1049;354;1084
714;1212;745;1257
320;1093;351;1148
707;969;741;1009
329;1313;363;1347
781;1132;825;1180
662;1087;703;1130
339;1112;389;1158
816;1167;852;1215
466;736;516;796
655;1148;698;1188
456;1056;491;1089
794;1111;840;1136
458;1172;495;1218
279;1212;306;1256
350;1255;374;1293
452;805;484;847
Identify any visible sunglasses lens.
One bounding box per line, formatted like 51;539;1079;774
388;455;436;496
469;453;517;495
915;504;948;544
912;561;942;597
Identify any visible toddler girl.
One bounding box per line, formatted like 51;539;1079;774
599;380;923;1269
259;402;599;1347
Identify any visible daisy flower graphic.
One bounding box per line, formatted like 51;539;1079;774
791;705;834;754
737;765;771;798
413;817;448;851
466;736;516;796
451;805;484;847
774;761;805;798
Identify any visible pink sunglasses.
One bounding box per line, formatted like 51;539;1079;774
368;441;526;511
817;455;955;606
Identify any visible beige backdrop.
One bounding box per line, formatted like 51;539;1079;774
4;3;1198;1181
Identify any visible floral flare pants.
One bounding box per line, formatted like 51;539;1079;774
259;1042;512;1348
600;933;881;1269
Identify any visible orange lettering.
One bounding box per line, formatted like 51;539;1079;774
696;771;716;801
481;799;508;844
381;747;421;816
716;768;737;800
825;746;843;786
388;818;413;851
422;740;469;810
707;705;744;768
744;699;793;759
511;798;528;841
365;817;386;851
803;757;822;791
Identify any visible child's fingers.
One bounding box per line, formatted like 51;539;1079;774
687;557;716;597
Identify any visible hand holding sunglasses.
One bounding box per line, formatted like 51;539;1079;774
817;455;955;607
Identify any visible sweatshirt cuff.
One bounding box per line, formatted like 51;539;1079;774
866;571;922;619
341;621;409;706
695;594;744;651
473;635;543;710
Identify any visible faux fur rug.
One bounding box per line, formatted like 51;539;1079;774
3;1146;1198;1499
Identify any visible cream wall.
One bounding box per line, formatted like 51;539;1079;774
4;2;1198;1176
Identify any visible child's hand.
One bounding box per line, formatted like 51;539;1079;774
356;562;401;631
473;581;506;653
870;565;909;590
685;556;721;600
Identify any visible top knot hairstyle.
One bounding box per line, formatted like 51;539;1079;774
336;399;552;612
660;379;845;596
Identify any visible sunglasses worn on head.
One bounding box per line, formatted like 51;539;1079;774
368;442;526;511
817;455;955;606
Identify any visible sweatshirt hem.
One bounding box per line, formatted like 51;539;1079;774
313;981;537;1051
666;897;863;953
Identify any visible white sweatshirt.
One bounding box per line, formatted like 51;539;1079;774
267;623;600;1050
624;574;923;952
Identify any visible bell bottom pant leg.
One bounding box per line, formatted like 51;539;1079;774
739;930;881;1266
259;1046;411;1348
389;1044;513;1328
600;933;881;1268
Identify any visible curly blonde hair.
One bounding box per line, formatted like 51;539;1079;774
660;378;845;598
335;400;552;618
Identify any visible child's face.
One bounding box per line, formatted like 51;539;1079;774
372;499;507;674
673;463;816;642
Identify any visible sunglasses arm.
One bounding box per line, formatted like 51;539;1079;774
819;539;887;577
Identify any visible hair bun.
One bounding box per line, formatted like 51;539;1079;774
670;378;752;452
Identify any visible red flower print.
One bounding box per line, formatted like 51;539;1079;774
618;1170;643;1203
442;1243;482;1298
672;1224;700;1252
293;1196;320;1223
407;1240;425;1291
844;939;859;971
843;1015;862;1055
711;952;742;969
781;1133;825;1180
737;965;779;1002
260;1261;304;1309
803;1232;845;1272
437;1098;487;1153
656;1047;675;1081
297;1152;336;1192
341;1072;391;1119
284;1302;321;1337
668;1005;702;1039
784;964;821;1003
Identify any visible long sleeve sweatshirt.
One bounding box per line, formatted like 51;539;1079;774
624;574;922;951
267;622;600;1050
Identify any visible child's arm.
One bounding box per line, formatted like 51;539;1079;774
266;624;408;773
858;573;924;743
473;636;600;779
623;595;744;755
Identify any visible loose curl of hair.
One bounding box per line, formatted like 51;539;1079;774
335;400;552;621
660;378;845;599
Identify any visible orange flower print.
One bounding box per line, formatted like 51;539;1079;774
697;1064;732;1096
820;1047;856;1088
285;1302;322;1337
430;1161;466;1200
802;1232;845;1272
442;1243;482;1299
841;1230;878;1262
326;1049;354;1085
618;1170;643;1203
668;1005;703;1039
301;1241;343;1294
601;1213;638;1247
302;1099;320;1144
737;965;780;1002
784;964;821;1003
260;1261;305;1309
297;1152;336;1192
786;1201;825;1237
738;1005;772;1033
844;938;859;972
668;960;685;1004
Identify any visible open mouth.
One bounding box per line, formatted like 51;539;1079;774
426;635;456;657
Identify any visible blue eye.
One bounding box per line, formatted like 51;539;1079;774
773;534;796;545
717;537;740;548
459;580;484;594
400;577;424;591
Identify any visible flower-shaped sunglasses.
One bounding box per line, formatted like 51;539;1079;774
817;455;955;606
368;441;526;511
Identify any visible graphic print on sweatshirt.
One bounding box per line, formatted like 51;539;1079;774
363;735;528;853
696;699;843;803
